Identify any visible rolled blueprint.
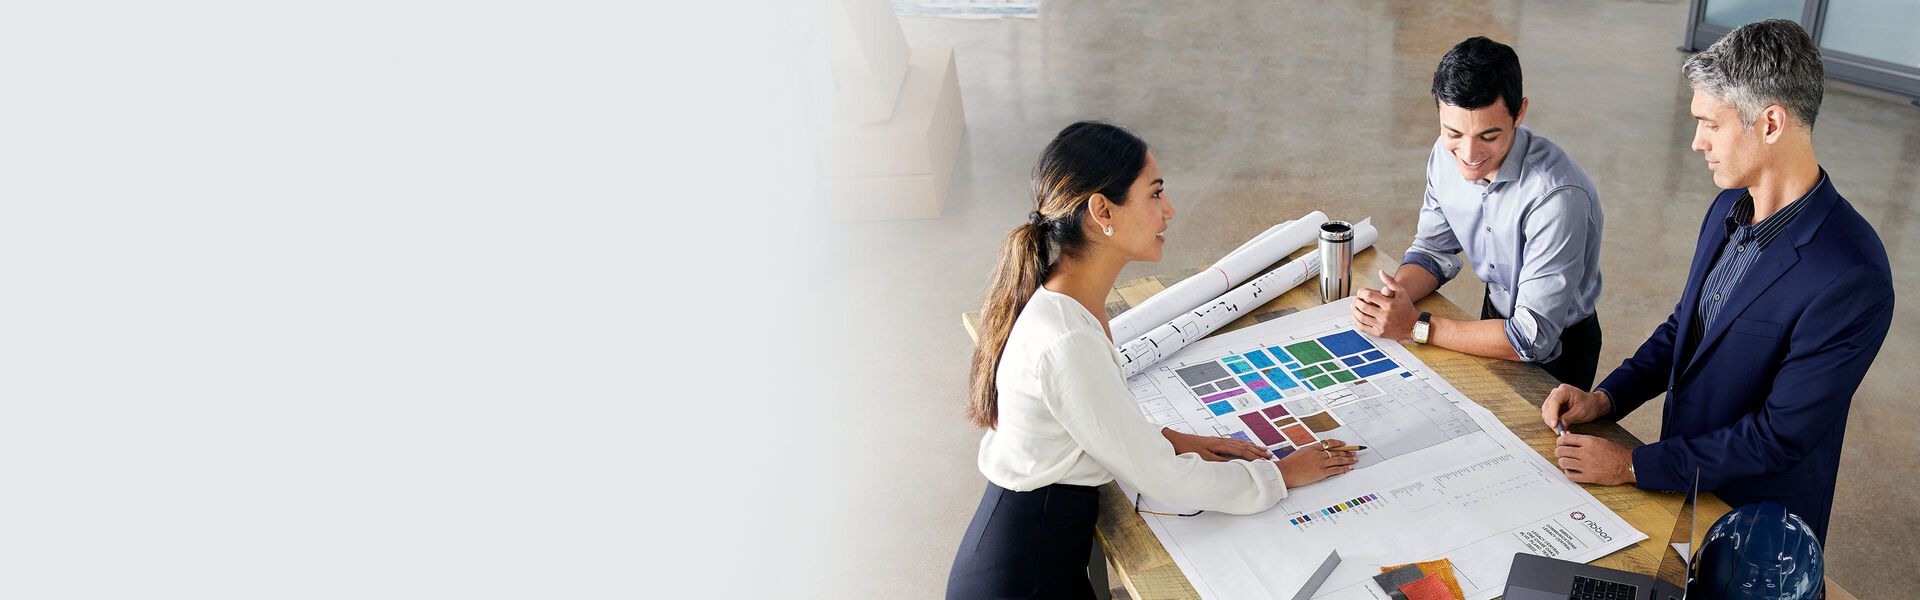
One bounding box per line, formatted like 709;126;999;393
1220;219;1296;265
1110;212;1329;344
1117;218;1378;378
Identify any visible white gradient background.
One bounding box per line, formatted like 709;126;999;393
0;1;838;598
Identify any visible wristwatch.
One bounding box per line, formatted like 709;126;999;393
1412;312;1433;344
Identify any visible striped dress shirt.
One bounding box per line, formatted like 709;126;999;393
1688;173;1825;347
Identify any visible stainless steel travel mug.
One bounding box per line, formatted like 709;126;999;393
1319;221;1353;302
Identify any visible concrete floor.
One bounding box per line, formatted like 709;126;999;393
815;1;1920;597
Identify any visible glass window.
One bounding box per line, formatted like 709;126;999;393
1703;0;1805;29
1820;0;1920;68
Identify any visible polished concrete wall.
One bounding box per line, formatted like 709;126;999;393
816;1;1920;597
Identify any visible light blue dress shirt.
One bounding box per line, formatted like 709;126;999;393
1401;125;1603;364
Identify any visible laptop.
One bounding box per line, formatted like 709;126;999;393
1503;473;1698;600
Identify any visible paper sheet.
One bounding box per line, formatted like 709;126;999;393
1109;212;1329;344
1117;219;1377;379
1118;301;1646;600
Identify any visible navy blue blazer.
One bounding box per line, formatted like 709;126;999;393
1597;171;1893;542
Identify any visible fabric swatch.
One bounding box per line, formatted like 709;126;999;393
1378;558;1466;600
1371;564;1426;600
1397;574;1458;600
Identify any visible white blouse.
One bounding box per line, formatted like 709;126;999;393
976;287;1290;515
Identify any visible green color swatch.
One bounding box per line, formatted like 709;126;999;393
1284;341;1335;364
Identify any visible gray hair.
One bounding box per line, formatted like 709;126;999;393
1682;19;1824;130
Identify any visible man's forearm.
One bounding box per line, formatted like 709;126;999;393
1392;263;1441;303
1430;316;1523;361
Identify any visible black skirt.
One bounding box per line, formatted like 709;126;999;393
946;481;1100;600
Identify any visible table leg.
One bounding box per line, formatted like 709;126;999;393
1090;541;1113;600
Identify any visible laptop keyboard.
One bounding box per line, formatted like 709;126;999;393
1570;575;1639;600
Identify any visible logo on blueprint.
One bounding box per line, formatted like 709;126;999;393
1569;511;1613;542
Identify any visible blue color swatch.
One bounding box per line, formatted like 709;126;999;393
1318;330;1375;357
1351;360;1400;378
1244;352;1275;369
1265;347;1293;363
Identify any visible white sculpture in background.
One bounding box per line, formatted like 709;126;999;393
817;0;966;220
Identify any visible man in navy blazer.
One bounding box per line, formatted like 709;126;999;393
1539;19;1893;542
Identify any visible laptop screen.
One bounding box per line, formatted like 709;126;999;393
1652;471;1700;596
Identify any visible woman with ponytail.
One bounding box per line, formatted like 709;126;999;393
946;122;1357;600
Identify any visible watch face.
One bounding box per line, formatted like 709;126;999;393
1413;322;1429;342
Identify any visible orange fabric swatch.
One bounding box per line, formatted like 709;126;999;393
1379;559;1465;600
1397;574;1458;600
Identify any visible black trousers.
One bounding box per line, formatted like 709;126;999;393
1482;289;1602;390
946;482;1100;600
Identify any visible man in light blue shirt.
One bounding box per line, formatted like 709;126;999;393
1352;37;1605;388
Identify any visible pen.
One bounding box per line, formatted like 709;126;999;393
1555;419;1568;437
1324;445;1368;452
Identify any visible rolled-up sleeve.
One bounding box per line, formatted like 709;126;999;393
1402;159;1465;285
1042;329;1289;515
1504;186;1597;363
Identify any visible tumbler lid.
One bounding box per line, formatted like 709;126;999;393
1320;221;1353;242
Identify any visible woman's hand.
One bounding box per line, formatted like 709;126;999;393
1163;428;1273;462
1275;439;1358;487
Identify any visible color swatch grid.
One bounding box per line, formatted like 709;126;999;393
1280;330;1402;389
1170;332;1400;445
1172;351;1307;418
1287;493;1381;526
1171;330;1404;419
1233;403;1346;448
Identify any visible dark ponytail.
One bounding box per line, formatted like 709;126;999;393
967;121;1148;428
